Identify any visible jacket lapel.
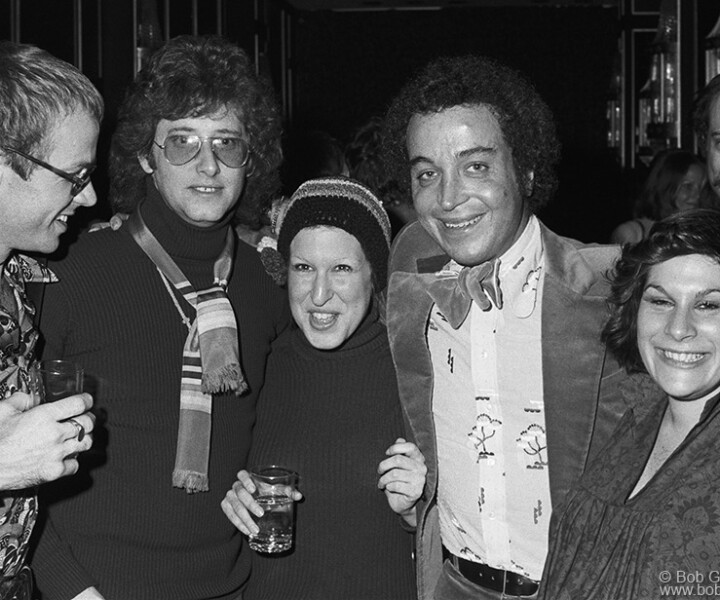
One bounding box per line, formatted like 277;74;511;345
386;223;449;503
386;269;439;496
388;221;623;509
539;224;619;507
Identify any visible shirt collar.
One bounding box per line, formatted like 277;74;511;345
442;215;544;318
5;253;58;285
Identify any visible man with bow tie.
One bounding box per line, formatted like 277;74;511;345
378;55;629;600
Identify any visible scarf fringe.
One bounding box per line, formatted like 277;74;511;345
202;364;247;395
172;470;210;494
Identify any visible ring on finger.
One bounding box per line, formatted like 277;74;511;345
69;418;85;442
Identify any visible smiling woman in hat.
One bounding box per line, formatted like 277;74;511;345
222;176;422;600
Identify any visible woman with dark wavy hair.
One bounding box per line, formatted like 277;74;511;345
540;209;720;600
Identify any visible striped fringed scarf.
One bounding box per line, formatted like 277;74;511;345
125;208;247;493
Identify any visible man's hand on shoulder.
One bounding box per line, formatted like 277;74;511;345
88;213;128;233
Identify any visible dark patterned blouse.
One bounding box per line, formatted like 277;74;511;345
0;254;55;580
539;375;720;600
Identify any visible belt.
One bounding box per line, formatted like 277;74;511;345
442;546;539;597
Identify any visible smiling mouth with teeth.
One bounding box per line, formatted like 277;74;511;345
307;311;340;328
443;215;482;229
311;312;335;322
661;349;705;364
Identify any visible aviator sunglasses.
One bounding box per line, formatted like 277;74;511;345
1;145;95;197
154;135;251;169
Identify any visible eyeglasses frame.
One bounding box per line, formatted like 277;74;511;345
1;145;95;197
153;135;251;169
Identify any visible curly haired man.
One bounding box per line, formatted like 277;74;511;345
380;55;630;600
32;36;289;600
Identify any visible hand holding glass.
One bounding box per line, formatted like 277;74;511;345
248;466;298;553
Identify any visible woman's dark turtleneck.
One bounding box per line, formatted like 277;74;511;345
138;177;235;290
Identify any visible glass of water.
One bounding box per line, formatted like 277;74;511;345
248;465;298;554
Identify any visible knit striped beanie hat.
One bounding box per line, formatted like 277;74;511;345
275;176;392;290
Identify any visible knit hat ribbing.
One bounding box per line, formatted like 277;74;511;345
275;176;392;289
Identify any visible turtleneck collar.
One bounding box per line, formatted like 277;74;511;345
138;176;234;261
291;299;386;357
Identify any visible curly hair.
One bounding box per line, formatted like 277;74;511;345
693;73;720;154
602;209;720;373
380;55;560;212
0;41;104;179
109;35;282;227
634;149;705;220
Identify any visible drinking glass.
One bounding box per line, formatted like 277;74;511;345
28;359;83;404
248;465;298;553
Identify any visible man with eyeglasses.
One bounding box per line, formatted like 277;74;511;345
31;36;289;600
0;42;100;600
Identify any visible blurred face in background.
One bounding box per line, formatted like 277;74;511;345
707;95;720;200
674;164;706;212
288;226;373;350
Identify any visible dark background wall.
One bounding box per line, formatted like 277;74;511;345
288;7;624;242
6;1;711;243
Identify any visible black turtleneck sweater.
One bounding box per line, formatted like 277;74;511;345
32;184;289;600
245;307;417;600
